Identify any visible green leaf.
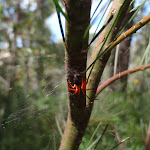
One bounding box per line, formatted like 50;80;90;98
130;0;148;13
52;0;66;44
89;14;113;45
93;0;112;38
52;0;69;22
57;11;66;44
94;124;109;150
83;0;104;39
115;0;148;41
91;0;103;20
86;122;101;149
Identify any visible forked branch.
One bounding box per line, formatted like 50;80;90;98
102;14;150;56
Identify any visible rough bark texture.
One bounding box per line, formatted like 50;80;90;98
59;0;91;149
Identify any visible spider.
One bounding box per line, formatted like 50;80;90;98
68;74;90;96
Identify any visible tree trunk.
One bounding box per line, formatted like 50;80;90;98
110;9;133;92
59;0;91;149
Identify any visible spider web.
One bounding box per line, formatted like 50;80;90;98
0;0;150;150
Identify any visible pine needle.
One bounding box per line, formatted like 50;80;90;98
83;0;104;39
109;137;130;150
89;14;113;45
52;0;66;45
114;44;120;75
94;124;109;150
93;0;112;38
86;121;101;149
52;0;69;21
91;0;103;20
55;116;63;137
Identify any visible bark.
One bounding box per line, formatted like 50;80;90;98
110;9;133;92
59;0;91;149
110;40;130;91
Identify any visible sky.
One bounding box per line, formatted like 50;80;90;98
46;0;111;42
47;0;150;42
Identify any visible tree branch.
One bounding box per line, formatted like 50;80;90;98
111;125;125;150
86;0;131;108
96;64;150;96
103;14;150;56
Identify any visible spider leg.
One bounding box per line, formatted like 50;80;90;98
68;88;76;91
81;78;94;96
81;78;86;90
68;78;75;89
72;90;79;95
68;83;80;95
81;77;89;95
82;89;85;95
72;85;80;95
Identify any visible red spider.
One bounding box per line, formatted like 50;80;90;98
68;74;90;96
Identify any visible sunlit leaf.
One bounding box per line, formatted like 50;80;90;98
130;0;148;12
93;0;112;38
52;0;69;22
89;14;113;45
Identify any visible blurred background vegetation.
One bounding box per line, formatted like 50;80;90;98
0;0;150;149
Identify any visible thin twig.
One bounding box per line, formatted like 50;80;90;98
144;122;150;150
96;64;150;96
112;125;125;150
85;14;150;74
103;14;150;57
